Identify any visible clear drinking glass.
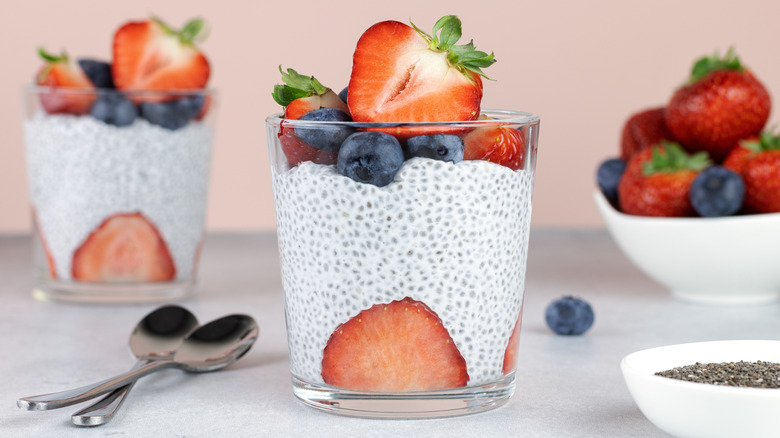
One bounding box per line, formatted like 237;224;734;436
265;110;539;418
23;86;216;303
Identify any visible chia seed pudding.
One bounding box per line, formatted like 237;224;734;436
271;157;534;387
25;112;213;282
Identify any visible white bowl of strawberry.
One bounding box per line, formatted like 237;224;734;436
24;16;216;303
595;48;780;304
265;15;539;418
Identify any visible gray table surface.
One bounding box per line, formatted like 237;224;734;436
1;230;778;437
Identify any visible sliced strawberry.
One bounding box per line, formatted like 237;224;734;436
462;118;525;170
32;208;57;279
278;122;338;166
72;212;176;282
113;17;210;93
502;311;522;375
35;48;95;114
348;15;494;124
321;297;469;391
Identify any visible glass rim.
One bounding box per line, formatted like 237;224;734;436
265;109;540;128
24;84;217;97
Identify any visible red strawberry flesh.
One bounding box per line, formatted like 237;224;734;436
321;297;469;391
72;212;176;282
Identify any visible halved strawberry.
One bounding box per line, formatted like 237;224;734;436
35;48;95;114
321;297;469;391
112;16;210;93
272;67;348;166
272;66;348;119
502;311;522;375
462;118;525;170
348;15;494;124
72;212;176;282
278;122;339;166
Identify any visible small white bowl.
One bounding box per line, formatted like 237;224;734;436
594;190;780;304
621;340;780;438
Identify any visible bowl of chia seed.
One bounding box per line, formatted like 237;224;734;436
621;340;780;438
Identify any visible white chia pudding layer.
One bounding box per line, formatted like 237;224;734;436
271;157;534;387
25;112;213;281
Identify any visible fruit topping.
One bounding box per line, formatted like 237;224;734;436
620;107;675;160
462;121;525;170
545;296;594;336
724;130;780;213
294;108;355;151
112;16;211;93
139;95;205;130
272;67;348;120
278;123;339;167
90;93;138;127
502;312;522;375
596;158;627;208
689;166;745;217
338;86;349;104
321;297;469;391
35;48;96;114
77;59;115;89
347;15;494;123
336;132;405;187
665;48;770;161
618;142;711;217
406;134;464;163
72;212;176;282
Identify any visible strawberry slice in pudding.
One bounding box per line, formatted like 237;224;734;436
72;212;176;282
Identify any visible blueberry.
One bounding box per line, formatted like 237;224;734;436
596;158;627;207
78;59;115;89
689;166;745;217
90;93;137;127
139;95;205;130
406;134;464;163
545;296;594;335
337;132;404;187
294;108;354;151
338;86;349;104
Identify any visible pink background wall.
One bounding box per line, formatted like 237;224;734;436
1;0;778;233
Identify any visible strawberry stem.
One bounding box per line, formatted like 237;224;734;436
642;142;712;176
689;47;743;84
151;16;208;45
410;15;496;80
272;66;330;107
744;128;780;152
37;47;67;63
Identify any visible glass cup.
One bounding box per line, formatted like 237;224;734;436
265;110;539;418
23;86;216;303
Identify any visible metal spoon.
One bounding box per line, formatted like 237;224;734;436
18;314;258;411
71;305;199;426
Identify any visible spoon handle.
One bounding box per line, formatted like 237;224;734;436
70;360;148;426
17;359;175;411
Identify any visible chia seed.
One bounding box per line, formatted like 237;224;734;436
655;361;780;388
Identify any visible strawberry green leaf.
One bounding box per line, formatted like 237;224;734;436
744;128;780;152
410;15;496;80
689;47;743;84
38;47;67;63
642;142;712;176
151;16;208;45
272;66;329;107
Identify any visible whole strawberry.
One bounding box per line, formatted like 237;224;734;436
618;142;711;217
665;48;770;161
620;107;675;160
723;131;780;213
